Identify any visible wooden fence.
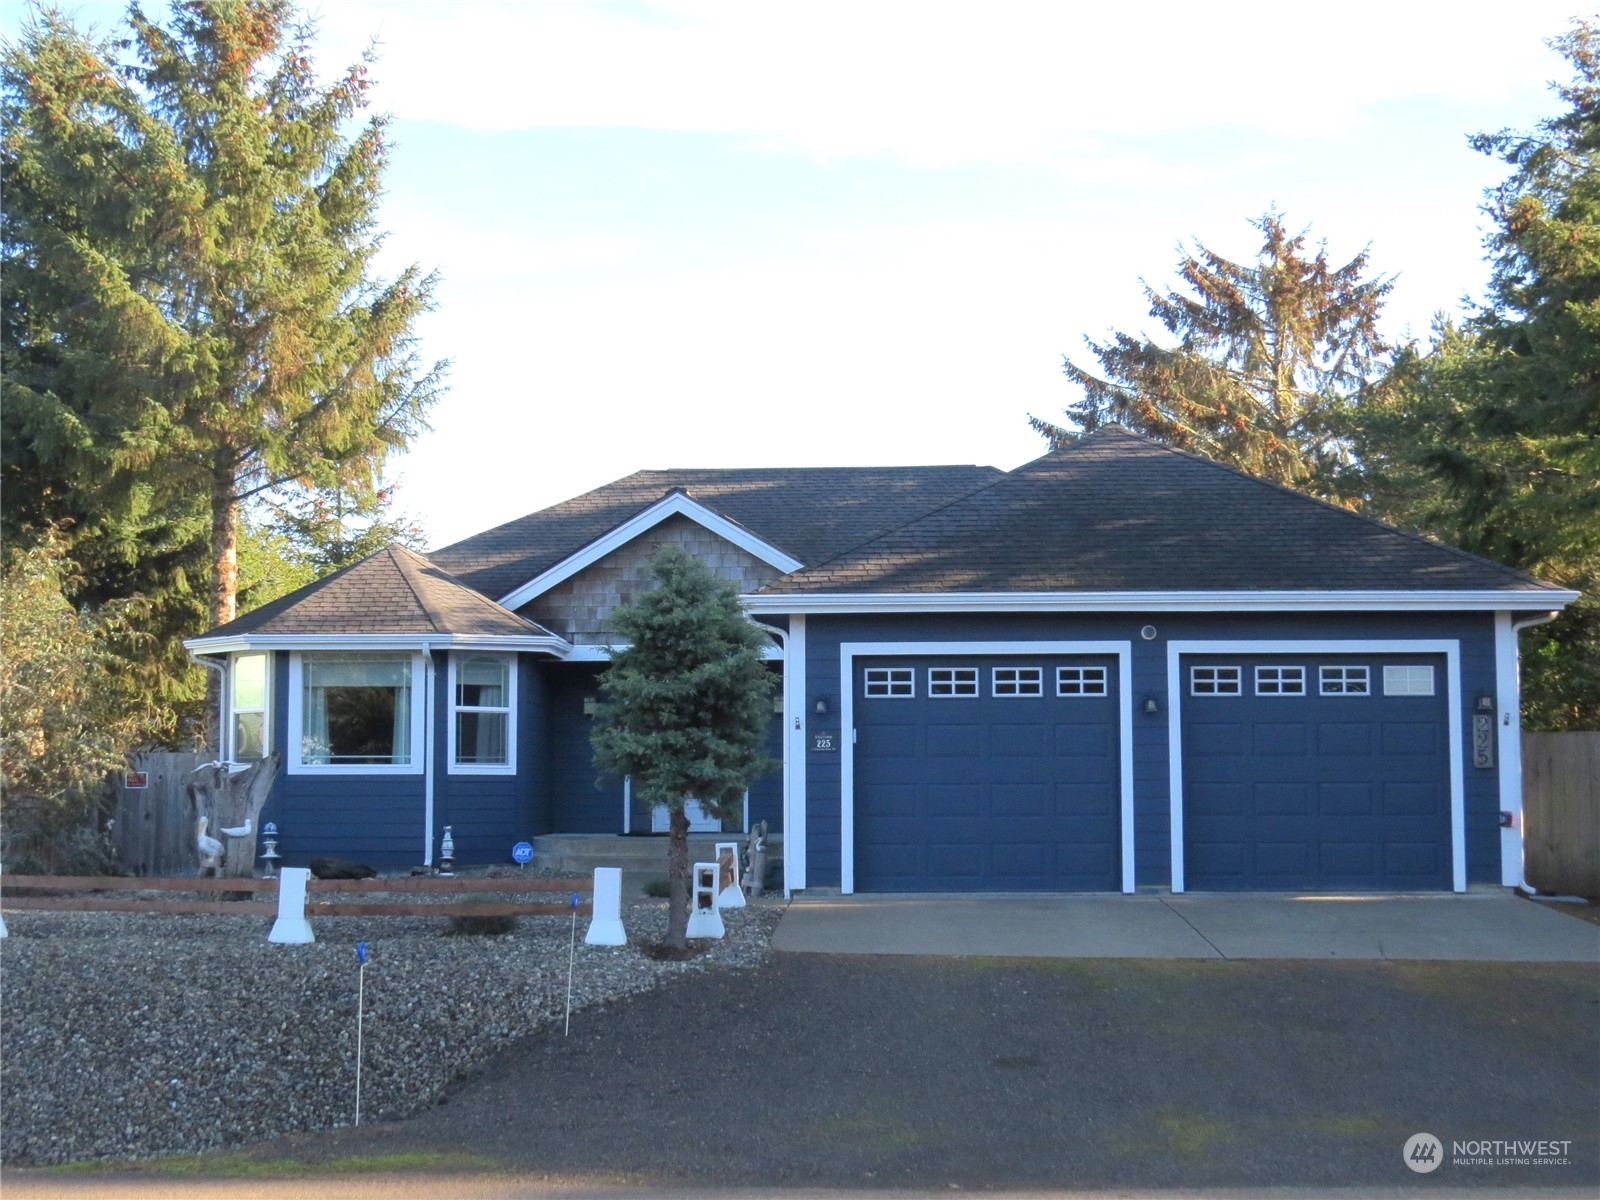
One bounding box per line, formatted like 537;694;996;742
0;873;592;919
113;750;201;876
1523;732;1600;899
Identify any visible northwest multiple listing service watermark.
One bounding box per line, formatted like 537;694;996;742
1405;1132;1573;1173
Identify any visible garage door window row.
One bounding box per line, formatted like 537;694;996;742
863;664;1109;699
1189;663;1430;698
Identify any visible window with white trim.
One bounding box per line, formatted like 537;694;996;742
296;653;419;769
863;667;914;698
230;652;269;762
993;666;1043;696
1255;665;1306;696
1191;666;1242;695
1057;666;1108;696
451;654;515;772
928;667;979;697
1320;665;1370;695
1383;665;1435;696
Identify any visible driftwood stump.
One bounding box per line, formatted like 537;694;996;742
744;820;767;898
187;753;279;878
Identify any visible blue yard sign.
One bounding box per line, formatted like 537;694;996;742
511;841;534;865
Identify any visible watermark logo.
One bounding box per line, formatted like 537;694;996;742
1404;1132;1443;1174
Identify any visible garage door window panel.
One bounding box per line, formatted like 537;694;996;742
993;667;1043;696
1255;666;1305;695
1383;665;1435;696
1191;666;1242;695
1057;666;1108;696
928;667;978;698
1320;665;1370;695
864;667;914;698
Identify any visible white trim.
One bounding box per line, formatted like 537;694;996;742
446;651;518;776
1494;613;1524;888
623;775;632;835
785;616;807;894
1167;639;1466;894
187;632;571;656
286;651;428;776
422;644;436;864
743;589;1578;614
840;641;1135;895
496;492;805;611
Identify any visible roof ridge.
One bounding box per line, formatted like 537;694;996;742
387;545;447;633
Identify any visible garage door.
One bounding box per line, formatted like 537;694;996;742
854;655;1121;891
1181;654;1452;891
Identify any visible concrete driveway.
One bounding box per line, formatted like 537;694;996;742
771;890;1600;961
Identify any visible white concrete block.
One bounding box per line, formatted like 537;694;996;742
268;866;315;944
685;861;725;938
714;841;745;909
0;865;8;938
585;866;627;945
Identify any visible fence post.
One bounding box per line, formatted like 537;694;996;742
584;867;626;945
268;867;315;944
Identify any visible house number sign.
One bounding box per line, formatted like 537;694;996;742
811;730;838;753
1472;713;1494;769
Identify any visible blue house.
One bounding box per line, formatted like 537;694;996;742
184;428;1577;894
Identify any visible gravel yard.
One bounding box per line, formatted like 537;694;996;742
0;894;782;1167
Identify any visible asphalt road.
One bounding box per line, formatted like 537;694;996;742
14;953;1593;1195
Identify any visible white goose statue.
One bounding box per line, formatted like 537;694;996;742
196;815;224;874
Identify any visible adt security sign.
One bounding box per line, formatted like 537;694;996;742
511;841;534;865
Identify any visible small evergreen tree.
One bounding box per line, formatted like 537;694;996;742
591;546;775;949
1033;212;1397;496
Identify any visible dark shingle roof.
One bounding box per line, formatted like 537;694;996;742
202;545;559;639
758;428;1564;595
427;465;1005;601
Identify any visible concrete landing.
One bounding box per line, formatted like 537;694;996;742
771;891;1600;961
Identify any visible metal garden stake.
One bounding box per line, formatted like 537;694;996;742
354;941;368;1126
565;891;579;1036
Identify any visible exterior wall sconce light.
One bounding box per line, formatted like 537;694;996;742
1476;693;1495;712
582;696;599;717
814;697;829;716
1142;694;1160;716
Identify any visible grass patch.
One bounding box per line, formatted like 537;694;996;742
41;1150;495;1178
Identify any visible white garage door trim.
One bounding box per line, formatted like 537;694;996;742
1166;639;1465;894
840;640;1135;895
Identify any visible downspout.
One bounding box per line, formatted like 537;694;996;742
1506;612;1560;893
189;652;229;761
422;642;436;866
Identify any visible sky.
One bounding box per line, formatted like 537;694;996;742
6;1;1588;548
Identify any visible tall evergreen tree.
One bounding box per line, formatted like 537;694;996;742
1351;20;1600;729
1033;212;1397;496
1;0;445;646
591;546;775;949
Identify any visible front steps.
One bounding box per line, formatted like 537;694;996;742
531;832;783;897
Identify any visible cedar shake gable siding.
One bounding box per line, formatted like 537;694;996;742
426;465;1004;603
202;545;557;639
759;428;1566;596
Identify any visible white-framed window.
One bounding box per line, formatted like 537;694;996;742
449;653;516;774
1383;664;1435;696
928;667;979;697
1255;665;1306;696
993;666;1043;696
1057;666;1108;696
229;652;270;762
289;652;425;774
863;667;914;698
1320;665;1370;695
1191;666;1242;695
